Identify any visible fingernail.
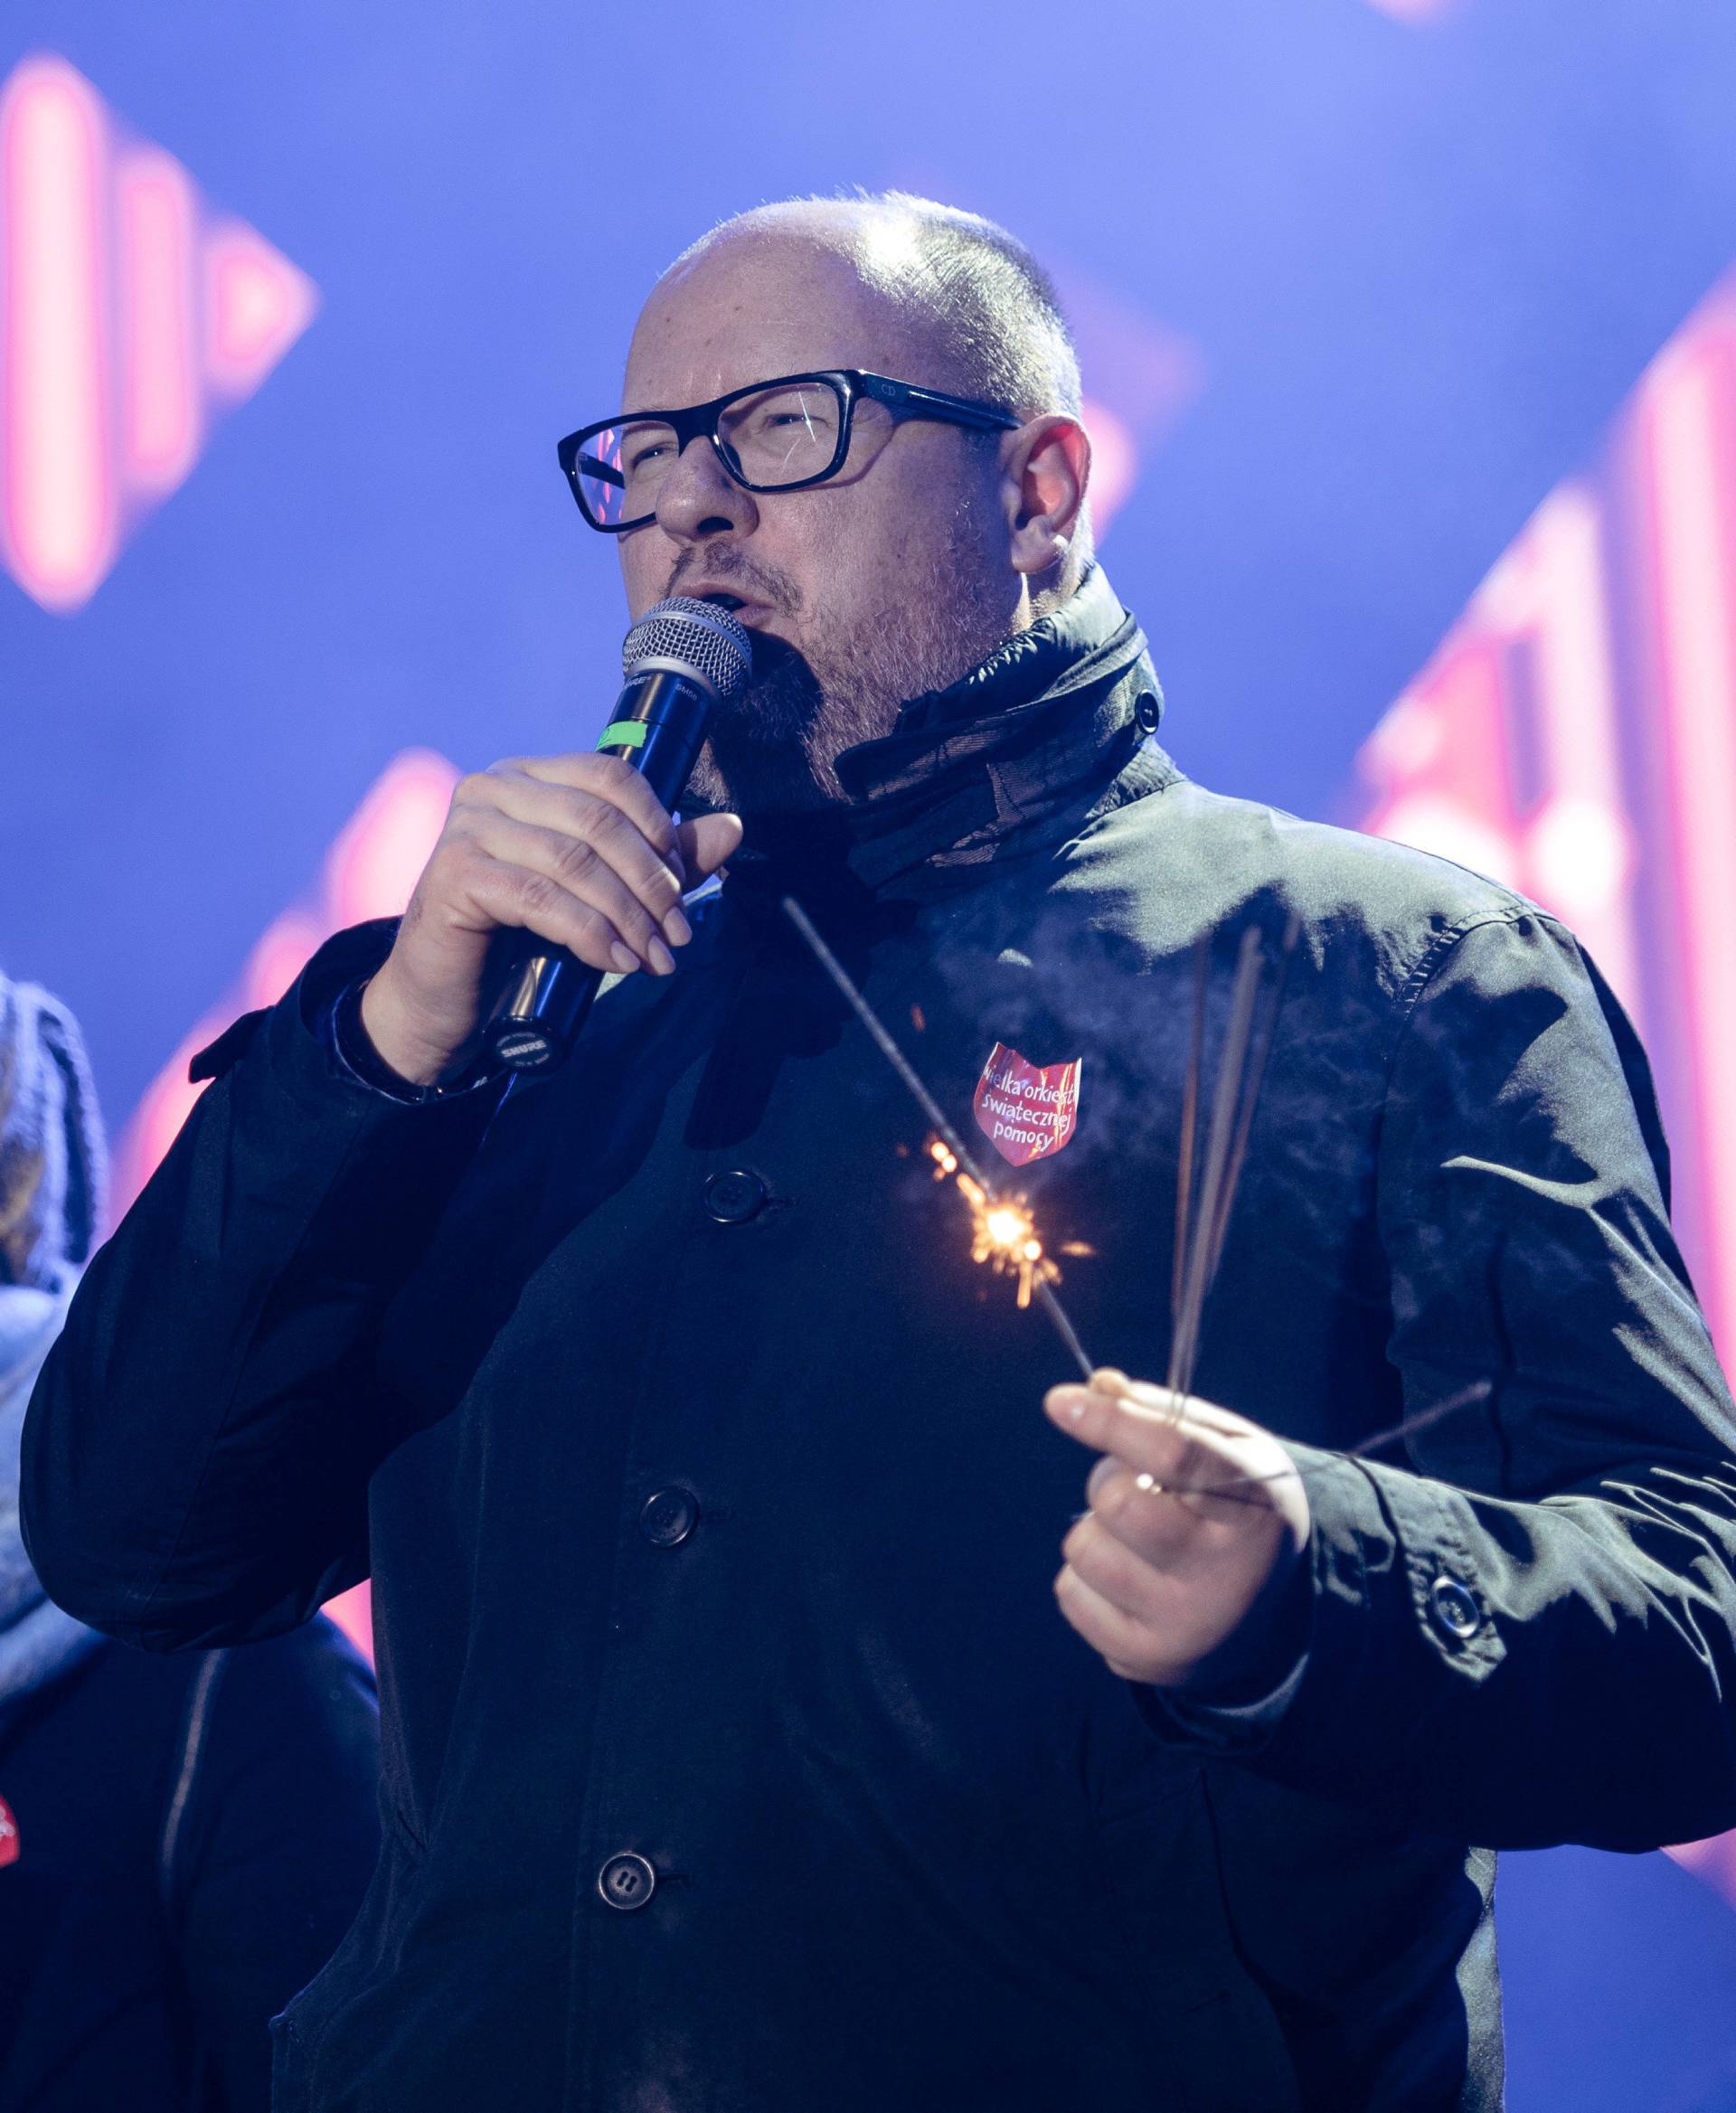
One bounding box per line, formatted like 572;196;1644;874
647;937;677;976
663;905;693;948
610;943;639;976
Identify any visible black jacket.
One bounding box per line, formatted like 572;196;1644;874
23;572;1736;2110
0;1621;379;2113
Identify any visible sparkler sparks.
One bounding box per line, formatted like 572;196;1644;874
926;1138;1060;1309
780;894;1095;1379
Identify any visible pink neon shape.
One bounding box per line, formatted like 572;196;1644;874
0;57;116;610
113;750;459;1225
326;751;463;927
1081;398;1138;537
118;148;200;494
1056;266;1205;546
1639;321;1736;1365
0;52;318;613
203;220;317;401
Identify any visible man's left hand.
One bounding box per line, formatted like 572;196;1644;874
1043;1369;1310;1690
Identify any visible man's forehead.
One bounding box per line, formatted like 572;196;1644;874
623;222;934;410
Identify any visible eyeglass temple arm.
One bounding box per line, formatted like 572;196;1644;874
857;374;1022;432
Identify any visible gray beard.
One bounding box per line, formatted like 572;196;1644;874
680;526;1014;815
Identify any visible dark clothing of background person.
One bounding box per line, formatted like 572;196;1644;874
0;974;382;2113
0;1619;380;2113
23;571;1736;2111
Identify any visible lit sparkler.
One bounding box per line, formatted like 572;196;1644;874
926;1137;1059;1310
781;895;1094;1379
782;892;1490;1498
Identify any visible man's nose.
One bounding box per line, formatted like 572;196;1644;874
655;434;758;544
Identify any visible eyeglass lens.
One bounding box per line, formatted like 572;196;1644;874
576;378;846;525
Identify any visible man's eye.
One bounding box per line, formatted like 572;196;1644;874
627;441;670;472
760;410;833;434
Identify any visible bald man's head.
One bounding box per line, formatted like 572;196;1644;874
612;194;1094;814
658;193;1083;427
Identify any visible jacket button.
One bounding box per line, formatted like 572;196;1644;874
1134;689;1163;733
638;1487;699;1549
704;1168;769;1224
1429;1575;1481;1643
597;1852;656;1910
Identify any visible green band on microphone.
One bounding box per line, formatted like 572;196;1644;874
598;720;648;751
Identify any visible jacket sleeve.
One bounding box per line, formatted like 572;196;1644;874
167;1618;382;2113
1196;906;1736;1850
21;921;505;1650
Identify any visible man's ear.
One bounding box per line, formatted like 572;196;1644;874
1003;416;1091;579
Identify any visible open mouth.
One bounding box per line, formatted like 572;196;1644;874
696;591;747;614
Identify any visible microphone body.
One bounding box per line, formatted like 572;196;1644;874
485;599;752;1074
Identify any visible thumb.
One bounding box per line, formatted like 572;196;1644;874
677;811;744;883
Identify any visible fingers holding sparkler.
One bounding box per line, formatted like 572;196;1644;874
1044;1368;1309;1689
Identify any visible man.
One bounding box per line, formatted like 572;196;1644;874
0;971;382;2111
23;194;1736;2111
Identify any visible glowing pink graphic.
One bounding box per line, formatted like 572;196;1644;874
1;58;115;609
1080;399;1139;536
1354;267;1736;1902
1356;269;1736;1366
0;54;316;612
1058;267;1204;541
1637;320;1736;1398
118;150;200;495
1363;0;1459;20
115;749;458;1222
204;220;316;400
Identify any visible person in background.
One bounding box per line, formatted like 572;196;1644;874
0;971;382;2112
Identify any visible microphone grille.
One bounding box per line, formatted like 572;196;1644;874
622;597;752;703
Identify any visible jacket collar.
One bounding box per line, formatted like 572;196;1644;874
725;567;1175;902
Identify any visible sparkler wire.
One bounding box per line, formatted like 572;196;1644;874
1166;928;1265;1400
1165;919;1304;1411
780;894;1096;1382
1203;912;1301;1289
779;897;1490;1503
1170;940;1207;1332
1033;1278;1095;1382
1153;1379;1495;1506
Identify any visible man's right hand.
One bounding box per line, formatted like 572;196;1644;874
359;753;743;1087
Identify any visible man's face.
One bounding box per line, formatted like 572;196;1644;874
617;229;1024;812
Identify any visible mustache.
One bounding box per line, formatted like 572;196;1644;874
665;545;801;618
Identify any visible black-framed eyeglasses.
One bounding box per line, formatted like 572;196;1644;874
558;369;1023;533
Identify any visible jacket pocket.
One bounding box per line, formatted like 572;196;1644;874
1094;1770;1302;2113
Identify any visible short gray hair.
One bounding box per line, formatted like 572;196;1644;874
675;190;1083;425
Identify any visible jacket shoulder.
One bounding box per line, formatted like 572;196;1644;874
1062;778;1548;959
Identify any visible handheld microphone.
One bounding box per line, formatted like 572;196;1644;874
484;596;752;1073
